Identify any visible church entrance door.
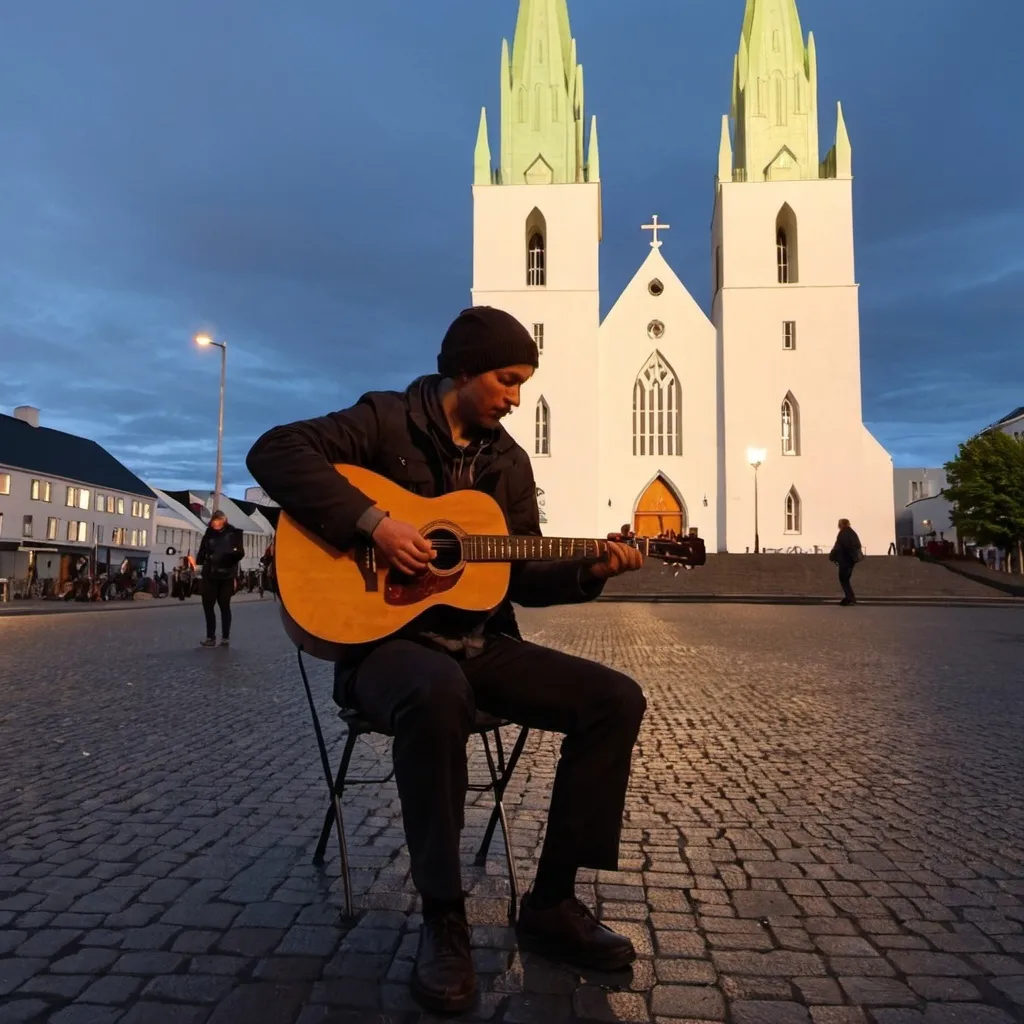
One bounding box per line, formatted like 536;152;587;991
633;476;685;537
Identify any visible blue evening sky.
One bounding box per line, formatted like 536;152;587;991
0;0;1020;493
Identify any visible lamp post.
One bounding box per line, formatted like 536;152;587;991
746;447;767;554
194;333;227;515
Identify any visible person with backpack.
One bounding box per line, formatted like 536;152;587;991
829;518;863;606
196;510;245;646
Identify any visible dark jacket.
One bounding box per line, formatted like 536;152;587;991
196;525;245;580
245;375;604;647
830;526;863;569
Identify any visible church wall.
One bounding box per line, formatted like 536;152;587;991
596;251;719;550
471;182;603;539
715;179;893;555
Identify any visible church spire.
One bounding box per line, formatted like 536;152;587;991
474;0;592;186
729;0;820;182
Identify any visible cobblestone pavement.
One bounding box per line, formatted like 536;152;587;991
1;600;1022;1024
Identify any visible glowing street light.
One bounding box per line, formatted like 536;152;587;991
747;447;767;554
194;333;227;516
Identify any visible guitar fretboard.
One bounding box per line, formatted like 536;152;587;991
462;536;607;563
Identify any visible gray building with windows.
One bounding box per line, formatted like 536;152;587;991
0;406;156;590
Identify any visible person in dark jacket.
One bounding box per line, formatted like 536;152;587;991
196;511;245;646
247;306;645;1014
829;517;863;605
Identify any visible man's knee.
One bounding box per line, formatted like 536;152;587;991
595;667;647;731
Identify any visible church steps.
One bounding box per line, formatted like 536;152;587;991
599;555;1021;603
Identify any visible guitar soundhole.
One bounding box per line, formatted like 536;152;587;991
426;528;462;572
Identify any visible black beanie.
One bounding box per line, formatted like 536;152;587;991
437;307;539;378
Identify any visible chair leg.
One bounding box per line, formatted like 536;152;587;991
476;727;530;924
297;648;355;917
314;725;357;863
476;725;530;864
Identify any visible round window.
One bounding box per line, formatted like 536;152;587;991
647;320;665;340
648;279;664;297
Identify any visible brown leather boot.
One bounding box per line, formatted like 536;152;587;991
516;894;636;970
411;909;477;1013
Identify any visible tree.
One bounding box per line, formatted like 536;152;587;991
944;431;1024;571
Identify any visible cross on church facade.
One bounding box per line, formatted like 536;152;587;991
642;215;671;248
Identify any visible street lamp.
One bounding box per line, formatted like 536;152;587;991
194;333;227;515
746;447;767;554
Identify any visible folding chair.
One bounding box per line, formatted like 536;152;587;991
296;647;530;922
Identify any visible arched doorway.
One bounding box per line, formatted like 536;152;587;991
633;476;686;538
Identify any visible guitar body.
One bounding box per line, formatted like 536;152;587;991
276;464;511;651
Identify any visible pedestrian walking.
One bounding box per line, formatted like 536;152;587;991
829;517;863;606
196;511;245;647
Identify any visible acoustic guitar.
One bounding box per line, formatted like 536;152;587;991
275;463;705;654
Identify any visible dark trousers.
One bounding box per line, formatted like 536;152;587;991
343;636;646;901
201;577;234;638
838;564;856;602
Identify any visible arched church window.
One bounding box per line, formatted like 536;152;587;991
785;487;802;534
632;351;682;457
781;393;800;455
776;204;798;284
526;208;547;287
535;397;550;456
551;86;560;122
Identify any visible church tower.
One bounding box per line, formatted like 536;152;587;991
472;0;603;537
712;0;893;554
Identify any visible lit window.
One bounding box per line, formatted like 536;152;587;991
67;520;77;541
534;397;550;456
527;233;546;287
77;521;88;543
143;503;151;520
781;394;800;456
785;488;802;534
31;479;41;500
22;515;33;538
43;481;52;502
140;529;148;547
78;489;90;511
117;498;124;515
66;486;77;507
47;517;58;540
0;473;10;496
131;529;138;546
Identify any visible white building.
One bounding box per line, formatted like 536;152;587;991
893;468;955;550
158;490;272;572
985;406;1024;441
0;406;156;587
149;488;208;577
470;0;894;554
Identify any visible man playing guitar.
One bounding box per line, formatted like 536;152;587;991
247;306;645;1013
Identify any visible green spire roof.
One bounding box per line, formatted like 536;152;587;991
730;0;821;182
476;0;597;186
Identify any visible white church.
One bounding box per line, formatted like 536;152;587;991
469;0;895;555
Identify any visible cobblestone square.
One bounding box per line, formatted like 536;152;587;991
1;600;1022;1023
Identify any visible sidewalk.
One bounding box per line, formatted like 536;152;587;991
0;590;270;616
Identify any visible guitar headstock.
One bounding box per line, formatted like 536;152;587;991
642;536;707;566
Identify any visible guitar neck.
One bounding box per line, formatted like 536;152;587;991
462;536;608;562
